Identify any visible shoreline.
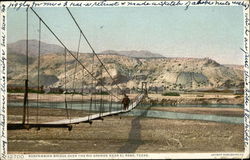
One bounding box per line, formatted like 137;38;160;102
8;92;244;105
7;105;243;125
7;105;244;153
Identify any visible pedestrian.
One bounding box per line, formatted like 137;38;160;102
122;94;130;110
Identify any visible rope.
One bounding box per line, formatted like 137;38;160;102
118;87;121;111
66;7;123;94
109;86;112;113
36;18;41;125
29;8;148;125
81;71;84;113
70;32;82;117
88;53;95;121
94;79;97;110
30;7;121;101
99;65;103;117
26;7;29;125
64;48;69;119
16;7;147;127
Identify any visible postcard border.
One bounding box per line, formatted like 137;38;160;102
1;1;250;159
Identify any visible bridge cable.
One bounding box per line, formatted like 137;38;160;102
36;18;41;125
99;65;103;117
109;85;113;113
70;32;82;118
66;7;123;93
26;7;30;125
94;79;97;111
88;53;95;121
30;7;121;101
81;69;85;114
64;48;69;119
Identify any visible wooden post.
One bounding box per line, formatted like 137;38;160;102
22;79;28;124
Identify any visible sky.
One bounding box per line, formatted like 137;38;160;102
8;6;244;65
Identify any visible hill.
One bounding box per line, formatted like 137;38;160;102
7;40;65;56
7;52;243;91
101;50;165;58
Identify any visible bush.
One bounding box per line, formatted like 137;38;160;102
162;92;180;96
93;91;109;95
28;89;45;94
8;88;45;94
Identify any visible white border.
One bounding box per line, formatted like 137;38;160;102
0;1;7;160
243;2;250;158
2;0;250;8
1;1;250;159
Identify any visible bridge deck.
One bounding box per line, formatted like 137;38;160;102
8;94;145;130
44;93;145;125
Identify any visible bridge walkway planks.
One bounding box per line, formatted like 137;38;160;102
8;93;145;130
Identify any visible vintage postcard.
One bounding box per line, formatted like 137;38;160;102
0;0;249;159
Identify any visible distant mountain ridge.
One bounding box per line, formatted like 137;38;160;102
8;40;165;59
101;50;165;58
7;40;65;56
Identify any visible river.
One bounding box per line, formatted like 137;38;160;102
8;101;243;124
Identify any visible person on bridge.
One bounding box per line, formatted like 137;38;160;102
122;94;130;110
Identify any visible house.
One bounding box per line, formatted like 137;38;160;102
148;86;165;94
233;89;244;95
48;87;63;93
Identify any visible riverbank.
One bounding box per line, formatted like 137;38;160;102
8;116;244;153
7;103;244;125
8;92;244;105
7;107;244;153
146;93;243;105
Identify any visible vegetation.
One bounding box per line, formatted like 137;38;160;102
8;88;45;94
162;92;180;96
93;91;109;95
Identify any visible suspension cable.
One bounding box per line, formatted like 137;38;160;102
109;85;112;113
26;7;29;125
88;52;95;121
81;70;84;113
36;18;41;125
64;48;69;119
70;32;82;117
99;65;103;117
66;7;123;93
30;7;121;101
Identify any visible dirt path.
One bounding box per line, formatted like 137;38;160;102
8;109;244;153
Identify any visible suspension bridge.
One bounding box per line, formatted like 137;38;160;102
7;7;147;131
